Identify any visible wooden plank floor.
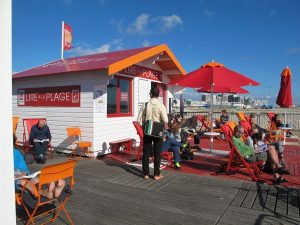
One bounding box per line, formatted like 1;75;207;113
17;153;300;225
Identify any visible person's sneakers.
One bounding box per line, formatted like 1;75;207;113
37;154;46;164
143;175;149;179
175;162;181;170
154;174;164;180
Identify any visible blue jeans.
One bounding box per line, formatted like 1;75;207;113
161;138;182;163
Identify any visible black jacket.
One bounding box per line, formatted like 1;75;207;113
29;124;52;143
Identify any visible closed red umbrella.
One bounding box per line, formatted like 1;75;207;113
276;66;292;108
169;61;260;88
276;66;293;131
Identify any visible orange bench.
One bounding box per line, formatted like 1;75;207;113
109;138;132;153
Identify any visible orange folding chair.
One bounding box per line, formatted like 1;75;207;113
66;127;93;159
197;115;222;133
17;160;77;225
13;116;19;134
267;112;275;130
220;123;262;182
236;112;249;122
23;118;53;159
132;121;173;165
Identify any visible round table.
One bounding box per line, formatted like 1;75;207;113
204;132;220;153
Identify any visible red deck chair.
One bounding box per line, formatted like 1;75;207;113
239;120;252;137
16;160;77;225
132;121;173;166
267;112;275;129
220;123;262;182
22;118;53;159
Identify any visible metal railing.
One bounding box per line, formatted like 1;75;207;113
180;110;300;131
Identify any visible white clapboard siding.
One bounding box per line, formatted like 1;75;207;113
13;71;94;150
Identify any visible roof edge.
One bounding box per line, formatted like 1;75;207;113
107;44;186;75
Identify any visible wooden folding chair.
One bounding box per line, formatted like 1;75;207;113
236;112;249;122
66;127;93;159
17;160;77;225
239;120;252;137
132;121;173;165
220;123;262;182
23;118;53;159
197;115;222;133
13;116;19;134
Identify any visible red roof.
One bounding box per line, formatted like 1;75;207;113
13;46;153;79
13;44;186;79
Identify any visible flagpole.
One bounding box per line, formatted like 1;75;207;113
61;21;64;59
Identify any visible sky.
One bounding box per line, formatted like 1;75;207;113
13;0;300;104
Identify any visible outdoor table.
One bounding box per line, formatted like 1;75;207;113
278;127;292;145
204;132;220;154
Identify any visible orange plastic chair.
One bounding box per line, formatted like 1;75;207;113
17;160;77;225
22;118;53;159
66;127;93;159
132;121;173;165
220;123;262;182
236;112;249;122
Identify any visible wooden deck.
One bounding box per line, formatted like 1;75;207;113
18;153;300;225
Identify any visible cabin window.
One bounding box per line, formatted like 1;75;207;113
107;76;133;117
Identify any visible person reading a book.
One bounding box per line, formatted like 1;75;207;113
14;134;65;199
29;119;52;164
232;125;289;184
249;114;286;168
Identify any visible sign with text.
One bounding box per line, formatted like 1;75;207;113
18;85;81;107
120;65;162;81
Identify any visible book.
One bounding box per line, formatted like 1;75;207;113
15;171;41;180
33;139;50;143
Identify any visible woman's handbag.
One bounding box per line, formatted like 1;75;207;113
143;102;164;138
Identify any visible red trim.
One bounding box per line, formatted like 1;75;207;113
107;75;133;117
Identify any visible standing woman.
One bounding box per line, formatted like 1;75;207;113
137;88;168;180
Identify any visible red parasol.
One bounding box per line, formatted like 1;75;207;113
276;66;293;108
197;85;249;94
169;61;260;88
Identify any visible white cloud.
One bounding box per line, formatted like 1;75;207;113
203;9;215;17
158;15;183;32
63;0;72;7
286;47;300;54
126;14;150;34
70;44;110;56
142;40;151;47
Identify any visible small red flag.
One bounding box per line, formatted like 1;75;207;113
63;23;72;50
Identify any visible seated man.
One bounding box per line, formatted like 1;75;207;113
217;109;229;128
232;125;289;183
14;134;65;199
29;119;51;164
249;113;285;167
161;121;184;169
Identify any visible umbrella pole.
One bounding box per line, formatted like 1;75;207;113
210;84;214;153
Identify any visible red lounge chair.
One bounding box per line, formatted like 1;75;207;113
16;160;77;225
239;120;252;137
220;123;262;182
267;112;275;129
132;121;173;166
22;118;53;159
